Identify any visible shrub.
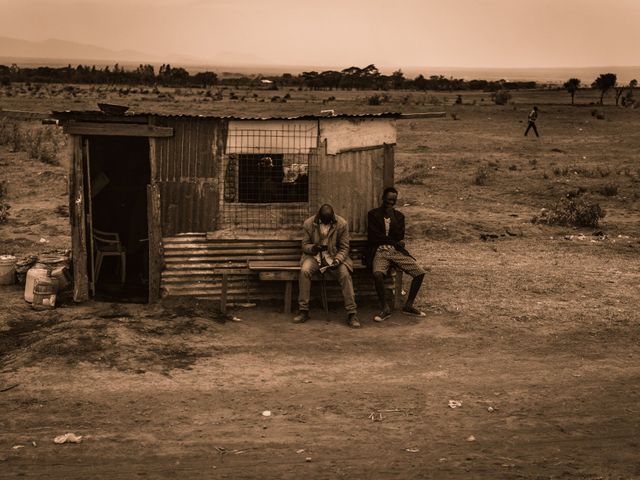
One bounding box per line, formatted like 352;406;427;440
368;94;382;105
596;183;618;197
534;197;606;228
397;164;428;185
0;201;9;224
24;127;62;165
491;90;512;105
473;165;491;185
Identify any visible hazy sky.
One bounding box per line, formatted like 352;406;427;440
2;0;639;68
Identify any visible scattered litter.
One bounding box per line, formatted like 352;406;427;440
296;449;305;454
53;433;82;444
215;446;226;453
439;457;447;462
230;316;243;322
403;203;411;207
487;406;495;413
31;441;37;447
405;448;420;453
233;450;245;455
12;445;24;450
467;435;476;442
38;237;49;244
305;457;312;462
368;412;384;422
262;410;272;417
302;379;311;384
448;400;462;409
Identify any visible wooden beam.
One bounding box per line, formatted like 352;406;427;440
64;122;174;137
70;136;89;302
147;183;162;303
398;112;446;119
0;109;50;121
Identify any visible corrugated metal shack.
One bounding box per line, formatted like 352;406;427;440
54;110;398;304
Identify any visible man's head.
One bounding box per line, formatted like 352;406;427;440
382;187;398;209
318;204;335;224
533;106;538;111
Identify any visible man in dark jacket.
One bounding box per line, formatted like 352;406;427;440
368;187;426;321
294;204;360;328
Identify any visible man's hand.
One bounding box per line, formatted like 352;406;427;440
331;259;341;267
311;244;322;254
395;240;405;249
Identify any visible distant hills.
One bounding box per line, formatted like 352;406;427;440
0;36;161;64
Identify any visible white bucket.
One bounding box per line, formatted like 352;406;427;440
25;265;50;303
0;255;16;285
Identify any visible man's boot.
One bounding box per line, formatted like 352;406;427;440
293;310;310;324
347;312;361;328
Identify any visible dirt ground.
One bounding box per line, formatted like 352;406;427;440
1;86;640;478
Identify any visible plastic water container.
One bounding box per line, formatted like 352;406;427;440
0;255;16;285
24;264;50;303
32;273;58;310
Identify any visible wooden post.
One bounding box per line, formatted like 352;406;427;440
284;281;292;314
147;184;162;303
70;136;89;302
220;272;228;315
394;269;404;309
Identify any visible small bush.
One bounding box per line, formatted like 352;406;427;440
0;200;9;224
534;197;606;228
473;165;491;186
24;127;62;164
367;94;382;105
596;183;618;197
491;90;512;105
397;164;428;185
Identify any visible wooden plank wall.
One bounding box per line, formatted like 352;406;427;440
152;117;227;235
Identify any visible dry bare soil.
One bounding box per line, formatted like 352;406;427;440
1;85;639;479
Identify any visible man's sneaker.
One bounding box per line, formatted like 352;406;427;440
293;311;310;323
347;313;361;328
373;307;392;322
402;305;426;317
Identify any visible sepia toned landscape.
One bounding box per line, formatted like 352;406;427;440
1;76;639;478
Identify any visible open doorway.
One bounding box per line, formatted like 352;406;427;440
86;136;150;302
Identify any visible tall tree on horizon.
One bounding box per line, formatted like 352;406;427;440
592;73;617;105
563;78;581;105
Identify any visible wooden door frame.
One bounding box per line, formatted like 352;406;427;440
70;134;161;303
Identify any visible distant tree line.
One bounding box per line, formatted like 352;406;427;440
563;73;637;106
0;62;537;91
0;63;219;88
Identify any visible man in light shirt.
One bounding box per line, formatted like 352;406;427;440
294;204;360;328
524;106;539;137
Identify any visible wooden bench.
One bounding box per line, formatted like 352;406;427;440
248;259;403;314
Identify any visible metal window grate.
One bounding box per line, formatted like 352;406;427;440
218;123;319;230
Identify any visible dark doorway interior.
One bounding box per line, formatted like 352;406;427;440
87;136;150;303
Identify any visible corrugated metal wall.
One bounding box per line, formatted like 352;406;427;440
152;117;227;235
161;234;381;302
152;118;395;302
316;145;387;235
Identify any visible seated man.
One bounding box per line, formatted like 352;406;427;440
368;187;426;321
294;204;360;328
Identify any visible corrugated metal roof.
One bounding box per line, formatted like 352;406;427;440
52;110;402;121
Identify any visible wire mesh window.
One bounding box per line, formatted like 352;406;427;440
220;122;318;230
